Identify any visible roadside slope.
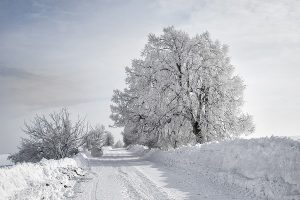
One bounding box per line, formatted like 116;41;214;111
132;137;300;200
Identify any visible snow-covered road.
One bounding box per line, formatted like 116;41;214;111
73;148;260;200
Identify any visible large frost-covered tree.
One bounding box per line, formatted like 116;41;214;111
111;27;254;147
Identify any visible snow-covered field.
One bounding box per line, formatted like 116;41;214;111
131;137;300;200
0;153;88;200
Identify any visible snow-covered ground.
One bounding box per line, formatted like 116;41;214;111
74;137;299;200
134;137;300;200
74;148;258;200
0;153;88;200
1;137;299;200
0;154;13;167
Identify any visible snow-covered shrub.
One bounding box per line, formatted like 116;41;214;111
83;125;106;150
104;132;114;146
114;140;124;148
91;147;103;157
9;108;88;163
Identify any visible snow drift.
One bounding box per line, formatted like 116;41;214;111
130;137;300;200
0;153;88;200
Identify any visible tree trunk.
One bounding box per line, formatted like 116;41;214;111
176;63;183;87
192;121;204;144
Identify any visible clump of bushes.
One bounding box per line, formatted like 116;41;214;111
9;108;87;163
9;108;117;163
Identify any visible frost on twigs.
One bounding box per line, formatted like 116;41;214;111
9;108;88;163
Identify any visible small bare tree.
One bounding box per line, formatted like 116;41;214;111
9;108;87;163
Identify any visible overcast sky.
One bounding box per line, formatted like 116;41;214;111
0;0;300;153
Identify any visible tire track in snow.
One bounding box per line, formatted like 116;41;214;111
117;166;172;200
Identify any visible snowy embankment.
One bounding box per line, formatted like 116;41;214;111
0;153;88;200
130;137;300;200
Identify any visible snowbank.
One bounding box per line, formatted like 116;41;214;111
0;154;13;167
130;137;300;200
74;151;91;168
0;154;89;200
